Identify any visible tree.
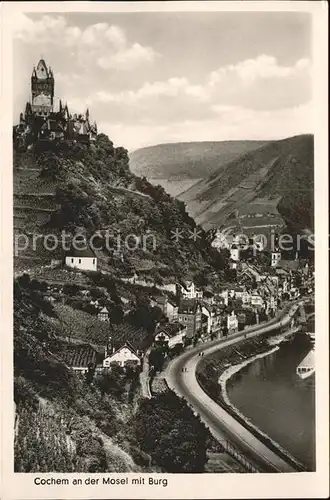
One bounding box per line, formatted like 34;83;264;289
149;346;166;372
134;391;208;472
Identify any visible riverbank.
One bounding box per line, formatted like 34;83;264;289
218;344;306;471
196;328;307;471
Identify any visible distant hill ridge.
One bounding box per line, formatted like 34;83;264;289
179;134;314;232
129;140;270;180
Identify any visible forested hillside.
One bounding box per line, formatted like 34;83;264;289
130;140;269;180
14;276;211;473
14;134;227;280
13;132;220;473
180;134;314;231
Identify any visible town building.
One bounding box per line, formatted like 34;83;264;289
201;304;222;335
13;59;97;150
237;311;247;330
219;289;229;306
150;295;178;322
271;248;282;267
158;282;177;294
242;290;252;306
250;292;264;309
230;244;240;262
98;306;110;322
178;299;202;338
227;311;238;334
154;322;186;348
103;342;141;369
176;281;203;300
65;245;97;272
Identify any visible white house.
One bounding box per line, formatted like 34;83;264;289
234;286;245;299
271;249;282;267
158;283;177;294
177;281;203;300
211;229;230;250
154;322;186;349
227;311;238;334
230;244;240;262
103;342;141;369
242;291;251;306
219;289;229;306
201;304;222;335
65;244;97;272
250;293;264;308
98;306;110;322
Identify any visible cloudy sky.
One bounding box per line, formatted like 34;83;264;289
13;11;312;151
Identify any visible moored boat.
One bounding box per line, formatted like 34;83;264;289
296;347;315;379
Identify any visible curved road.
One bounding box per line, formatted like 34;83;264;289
165;303;302;473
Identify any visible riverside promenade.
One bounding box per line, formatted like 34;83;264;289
165;303;301;473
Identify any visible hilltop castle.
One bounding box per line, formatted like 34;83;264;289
14;59;97;150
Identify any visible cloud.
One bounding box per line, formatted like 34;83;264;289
209;55;311;85
97;43;159;70
13;14;312;150
13;14;159;71
207;55;312;110
80;54;311;128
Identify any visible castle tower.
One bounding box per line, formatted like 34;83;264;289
31;59;54;117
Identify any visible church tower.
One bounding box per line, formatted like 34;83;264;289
31;59;54;116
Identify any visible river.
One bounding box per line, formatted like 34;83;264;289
226;333;315;470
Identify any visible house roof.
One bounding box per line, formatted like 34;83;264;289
108;341;139;358
201;303;213;314
99;307;109;314
202;303;223;315
155;322;184;338
151;295;167;305
109;323;148;352
66;240;96;258
61;343;98;368
178;299;200;314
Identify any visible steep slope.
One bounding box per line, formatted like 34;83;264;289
179;135;314;232
129;141;269;180
14;134;226;279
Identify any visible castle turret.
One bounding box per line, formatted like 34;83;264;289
31;59;54;117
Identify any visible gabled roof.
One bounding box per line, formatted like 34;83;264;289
61;343;98;368
107;341;139;359
99;306;109;314
66;240;96;258
155;322;184;338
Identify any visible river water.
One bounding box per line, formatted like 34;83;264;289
226;333;315;470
